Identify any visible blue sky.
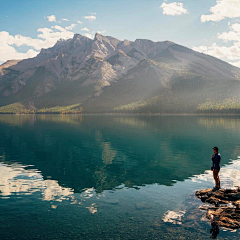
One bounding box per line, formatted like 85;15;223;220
1;0;240;67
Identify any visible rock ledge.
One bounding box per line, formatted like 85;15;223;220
196;188;240;229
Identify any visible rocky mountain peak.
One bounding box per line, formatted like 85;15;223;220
73;33;83;39
94;33;120;48
90;34;120;59
57;38;66;43
94;32;103;40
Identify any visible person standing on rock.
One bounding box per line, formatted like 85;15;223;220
211;146;221;190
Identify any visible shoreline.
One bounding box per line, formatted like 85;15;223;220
2;112;240;116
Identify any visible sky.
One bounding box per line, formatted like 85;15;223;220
0;0;240;67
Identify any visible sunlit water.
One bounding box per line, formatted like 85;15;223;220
1;115;240;239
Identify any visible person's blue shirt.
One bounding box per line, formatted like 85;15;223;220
212;153;221;170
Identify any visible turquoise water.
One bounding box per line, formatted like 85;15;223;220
1;115;240;239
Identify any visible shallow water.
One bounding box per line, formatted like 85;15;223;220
1;114;240;239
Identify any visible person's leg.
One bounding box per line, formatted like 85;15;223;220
216;170;220;188
213;170;217;188
213;169;220;188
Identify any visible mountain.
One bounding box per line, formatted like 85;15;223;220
1;33;240;114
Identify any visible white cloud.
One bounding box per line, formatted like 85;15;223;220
201;0;240;23
47;15;57;22
160;2;188;16
218;23;240;42
84;33;94;39
193;43;240;61
65;24;77;30
193;21;240;67
37;26;74;46
97;30;106;34
81;27;89;32
77;21;83;24
91;12;97;15
83;15;96;21
0;42;38;62
0;24;75;62
51;25;66;32
62;18;69;22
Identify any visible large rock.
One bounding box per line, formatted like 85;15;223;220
196;187;240;229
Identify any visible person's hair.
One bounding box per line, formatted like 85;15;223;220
213;146;218;152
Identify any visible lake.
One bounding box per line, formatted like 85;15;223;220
1;114;240;239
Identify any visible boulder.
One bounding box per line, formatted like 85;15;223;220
196;188;240;229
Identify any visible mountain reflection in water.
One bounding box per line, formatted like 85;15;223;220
1;115;240;193
1;115;240;239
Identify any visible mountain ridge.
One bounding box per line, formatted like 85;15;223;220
1;33;240;114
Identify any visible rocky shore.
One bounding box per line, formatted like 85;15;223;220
196;188;240;229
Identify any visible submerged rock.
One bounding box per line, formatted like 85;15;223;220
135;202;151;210
196;187;240;229
103;199;119;205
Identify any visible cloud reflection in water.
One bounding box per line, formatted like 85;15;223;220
191;159;240;189
0;162;74;201
0;162;101;215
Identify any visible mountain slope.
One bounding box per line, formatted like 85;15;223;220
0;33;240;114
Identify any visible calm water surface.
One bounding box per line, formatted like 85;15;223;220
1;115;240;239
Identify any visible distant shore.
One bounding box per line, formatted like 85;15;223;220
2;112;240;116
